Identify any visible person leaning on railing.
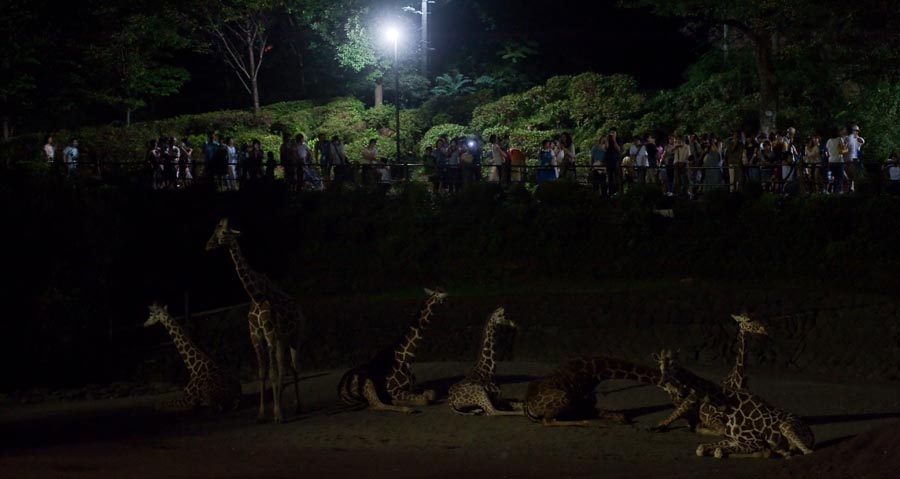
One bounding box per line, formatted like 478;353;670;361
884;151;900;195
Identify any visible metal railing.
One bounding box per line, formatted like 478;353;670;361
40;158;870;196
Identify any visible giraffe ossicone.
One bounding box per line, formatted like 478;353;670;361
448;307;523;416
144;303;241;413
655;348;814;459
338;288;448;413
206;218;306;424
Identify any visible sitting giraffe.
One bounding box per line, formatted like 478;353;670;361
448;307;523;416
206;218;306;423
654;349;814;459
338;288;447;413
524;356;662;427
144;303;241;412
721;313;769;391
654;313;770;435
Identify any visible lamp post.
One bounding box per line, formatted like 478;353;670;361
386;28;401;167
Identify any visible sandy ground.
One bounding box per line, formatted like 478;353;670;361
1;362;899;479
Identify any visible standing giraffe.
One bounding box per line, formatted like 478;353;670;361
448;307;523;416
206;218;306;423
524;356;662;427
144;303;241;412
721;313;769;391
338;288;447;413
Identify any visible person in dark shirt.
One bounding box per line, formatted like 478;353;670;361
605;127;622;195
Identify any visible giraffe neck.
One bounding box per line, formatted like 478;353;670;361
226;240;267;302
159;314;211;374
727;329;748;386
472;321;498;381
393;297;438;366
587;357;661;385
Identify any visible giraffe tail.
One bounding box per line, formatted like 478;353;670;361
337;368;367;406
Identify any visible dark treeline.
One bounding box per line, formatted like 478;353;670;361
3;166;899;390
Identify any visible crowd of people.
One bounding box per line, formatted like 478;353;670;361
583;125;873;198
39;123;900;196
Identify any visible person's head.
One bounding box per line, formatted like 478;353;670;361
267;151;275;159
733;130;742;140
839;126;848;136
225;136;233;146
489;134;497;144
331;135;340;143
889;151;899;160
633;136;642;145
435;138;444;148
851;124;860;136
608;127;618;139
762;140;772;150
149;139;157;148
283;134;291;143
449;138;458;147
71;138;78;147
542;139;551;150
645;134;655;143
317;132;326;141
252;139;261;149
45;136;53;145
207;132;215;141
425;146;433;155
368;138;377;148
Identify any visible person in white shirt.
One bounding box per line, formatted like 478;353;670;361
825;129;847;194
635;142;649;184
846;124;865;190
489;134;505;182
43;136;55;164
225;137;238;191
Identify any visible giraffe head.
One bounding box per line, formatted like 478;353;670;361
488;307;517;330
731;313;768;336
652;349;680;381
423;287;448;304
206;217;241;251
144;303;169;327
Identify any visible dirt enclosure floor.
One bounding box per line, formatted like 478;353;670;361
2;362;899;479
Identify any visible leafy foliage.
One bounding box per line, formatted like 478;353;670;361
431;71;476;97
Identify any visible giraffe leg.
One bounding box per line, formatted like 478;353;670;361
392;390;432;407
362;379;414;414
696;439;768;459
540;418;599;428
780;421;815;455
475;390;525;417
269;336;284;423
290;346;301;414
249;327;268;422
652;396;698;432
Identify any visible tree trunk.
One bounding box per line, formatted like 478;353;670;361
753;33;778;134
126;108;132;127
248;34;261;115
1;116;9;142
251;77;260;115
375;78;383;107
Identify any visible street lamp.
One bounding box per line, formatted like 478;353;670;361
386;27;401;167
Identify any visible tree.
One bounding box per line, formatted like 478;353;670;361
85;9;191;126
621;0;900;134
0;0;42;140
200;0;283;115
